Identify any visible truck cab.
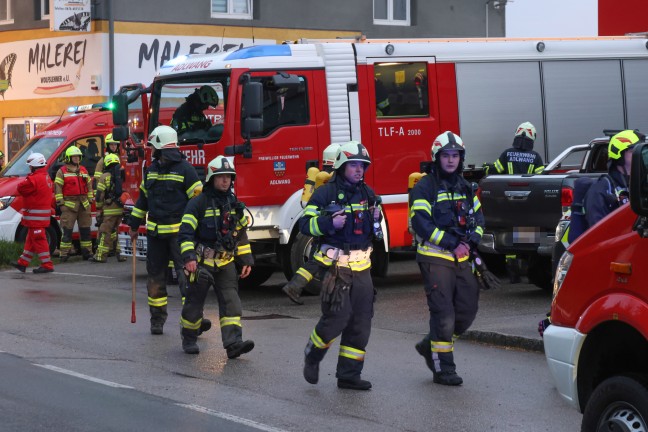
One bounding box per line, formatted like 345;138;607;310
544;142;648;429
0;93;146;252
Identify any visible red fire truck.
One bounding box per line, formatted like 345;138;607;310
0;86;147;253
114;36;648;287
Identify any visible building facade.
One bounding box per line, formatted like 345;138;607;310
0;0;505;160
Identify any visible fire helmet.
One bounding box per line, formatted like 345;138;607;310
333;141;371;170
148;125;178;150
103;153;120;168
608;129;645;160
515;122;537;142
26;152;47;168
105;133;120;151
197;85;218;107
431;131;465;162
206;155;236;183
322;143;342;168
65;146;83;163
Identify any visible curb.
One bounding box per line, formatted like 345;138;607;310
463;330;544;353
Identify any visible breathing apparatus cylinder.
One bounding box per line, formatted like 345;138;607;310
314;170;333;190
300;167;320;207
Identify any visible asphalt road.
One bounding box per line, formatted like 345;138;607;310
0;254;578;432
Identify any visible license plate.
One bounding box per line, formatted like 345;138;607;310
513;227;539;243
136;239;145;250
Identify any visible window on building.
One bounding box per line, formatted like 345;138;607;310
0;0;13;23
41;0;50;19
373;0;409;26
211;0;252;20
375;62;429;117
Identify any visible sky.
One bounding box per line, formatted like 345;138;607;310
505;0;598;37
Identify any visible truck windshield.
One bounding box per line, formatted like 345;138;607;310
150;76;229;145
2;136;65;177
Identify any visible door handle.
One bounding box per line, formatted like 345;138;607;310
504;191;531;201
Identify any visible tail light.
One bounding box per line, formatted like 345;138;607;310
561;186;573;208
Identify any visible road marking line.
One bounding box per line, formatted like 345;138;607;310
177;403;289;432
45;272;115;279
35;364;134;389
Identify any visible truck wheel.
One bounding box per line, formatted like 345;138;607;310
581;375;648;432
238;266;275;289
527;254;552;291
289;233;322;295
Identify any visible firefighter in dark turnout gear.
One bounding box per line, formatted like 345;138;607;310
171;85;218;137
410;131;485;386
300;141;381;391
90;153;125;263
178;156;255;356
55;146;94;261
282;142;341;305
486;121;544;283
128;126;202;335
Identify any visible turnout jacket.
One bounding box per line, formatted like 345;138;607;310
178;186;253;268
409;172;485;263
17;168;53;228
584;169;629;229
54;163;93;209
493;147;544;175
299;174;381;271
129;153;201;237
171;102;212;134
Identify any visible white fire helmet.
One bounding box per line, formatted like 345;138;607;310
26;152;47;167
148;125;178;150
206;155;236;183
431;131;465;162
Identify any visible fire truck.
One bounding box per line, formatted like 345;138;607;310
113;36;648;287
0;87;146;253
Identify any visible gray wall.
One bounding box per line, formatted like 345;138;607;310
6;0;505;38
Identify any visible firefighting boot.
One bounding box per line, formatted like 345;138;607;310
415;337;434;372
282;277;306;305
115;250;127;262
150;322;164;335
88;256;106;263
337;378;372;391
505;255;521;284
303;339;328;385
197;318;212;336
10;262;26;273
433;372;463;386
81;249;92;261
181;328;199;354
226;340;255;359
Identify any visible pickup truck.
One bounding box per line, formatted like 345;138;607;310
477;135;611;290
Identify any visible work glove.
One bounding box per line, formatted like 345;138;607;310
538;313;551;338
471;250;501;290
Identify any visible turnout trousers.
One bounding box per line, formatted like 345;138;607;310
304;267;375;381
94;205;123;262
146;233;183;327
418;260;480;374
59;199;92;257
180;261;243;348
17;227;53;270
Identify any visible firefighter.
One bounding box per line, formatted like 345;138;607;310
178;156;255;356
90;153;126;263
300;140;382;391
410;131;485;386
375;77;390;116
55;146;94;261
11;153;55;274
128;125;202;335
486;121;544;283
282;142;341;305
171;85;218;136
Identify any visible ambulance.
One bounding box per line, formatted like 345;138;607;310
113;36;648;286
0;85;147;253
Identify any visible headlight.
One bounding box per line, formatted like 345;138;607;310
0;196;16;211
553;251;573;298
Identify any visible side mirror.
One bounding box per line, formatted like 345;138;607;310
242;81;263;118
112;125;129;141
112;93;128;126
630;143;648;216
